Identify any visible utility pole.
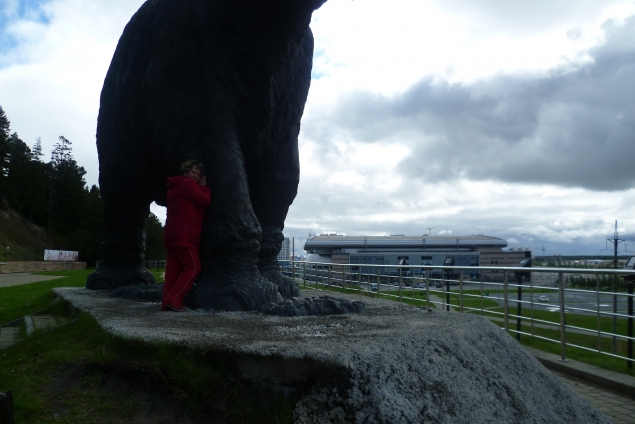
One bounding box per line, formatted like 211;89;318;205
607;220;624;353
541;246;545;262
607;220;625;269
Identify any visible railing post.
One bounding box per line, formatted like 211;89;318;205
627;280;633;369
357;266;361;294
558;271;567;362
445;268;450;312
376;266;381;298
596;274;601;353
302;261;306;288
425;268;430;308
516;271;523;341
479;271;484;316
613;274;618;354
503;271;509;332
292;259;295;285
459;270;464;313
327;265;331;292
398;267;403;303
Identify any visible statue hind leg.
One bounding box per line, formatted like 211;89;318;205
86;161;156;290
250;168;301;299
249;28;314;299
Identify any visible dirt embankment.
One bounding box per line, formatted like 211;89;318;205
0;204;56;261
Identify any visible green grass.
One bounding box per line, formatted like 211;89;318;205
1;269;165;324
298;279;635;378
0;269;292;423
515;329;635;377
0;312;293;423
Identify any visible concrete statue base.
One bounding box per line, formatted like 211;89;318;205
54;288;609;424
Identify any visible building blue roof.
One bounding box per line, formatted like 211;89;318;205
304;235;507;251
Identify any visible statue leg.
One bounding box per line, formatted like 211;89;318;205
249;30;313;299
86;161;156;289
184;135;280;311
249;165;301;299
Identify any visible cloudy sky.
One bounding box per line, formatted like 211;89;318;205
1;0;635;257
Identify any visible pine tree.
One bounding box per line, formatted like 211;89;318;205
146;212;166;264
4;132;34;213
48;136;87;241
71;184;104;265
32;136;44;160
0;106;11;206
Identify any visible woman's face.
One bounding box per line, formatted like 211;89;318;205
184;166;201;183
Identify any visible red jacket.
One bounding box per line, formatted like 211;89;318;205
163;176;211;249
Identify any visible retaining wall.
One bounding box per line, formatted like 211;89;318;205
0;261;86;274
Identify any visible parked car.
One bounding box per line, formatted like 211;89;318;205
538;295;549;302
370;283;378;291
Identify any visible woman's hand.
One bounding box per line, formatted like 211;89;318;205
198;175;206;186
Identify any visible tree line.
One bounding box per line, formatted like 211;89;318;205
0;106;164;265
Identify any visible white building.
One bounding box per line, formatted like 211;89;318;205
304;234;532;281
277;237;291;261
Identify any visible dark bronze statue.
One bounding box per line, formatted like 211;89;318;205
87;0;327;311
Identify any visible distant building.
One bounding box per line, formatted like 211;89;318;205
304;234;532;281
277;237;291;261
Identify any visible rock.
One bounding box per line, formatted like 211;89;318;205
260;296;367;316
55;288;610;424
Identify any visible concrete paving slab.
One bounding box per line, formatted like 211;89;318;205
0;273;64;288
524;345;635;398
54;287;612;423
552;370;635;424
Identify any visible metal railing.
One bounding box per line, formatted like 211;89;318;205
145;260;166;271
279;260;635;368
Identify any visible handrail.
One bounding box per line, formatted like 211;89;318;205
280;259;635;369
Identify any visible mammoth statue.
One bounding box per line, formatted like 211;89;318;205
86;0;327;311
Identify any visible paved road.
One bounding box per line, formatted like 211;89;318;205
486;289;632;315
0;273;64;288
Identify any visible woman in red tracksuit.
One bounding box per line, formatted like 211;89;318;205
162;160;211;311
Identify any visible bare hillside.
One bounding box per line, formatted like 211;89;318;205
0;204;56;261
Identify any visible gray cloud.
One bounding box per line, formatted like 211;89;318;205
430;0;621;35
304;16;635;191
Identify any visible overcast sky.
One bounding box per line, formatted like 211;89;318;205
1;0;635;257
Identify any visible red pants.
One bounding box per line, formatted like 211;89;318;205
162;247;201;309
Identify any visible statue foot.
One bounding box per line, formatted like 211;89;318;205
86;264;156;290
186;275;281;311
261;270;300;299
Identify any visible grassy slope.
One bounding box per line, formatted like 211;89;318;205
0;270;293;423
0;206;55;261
